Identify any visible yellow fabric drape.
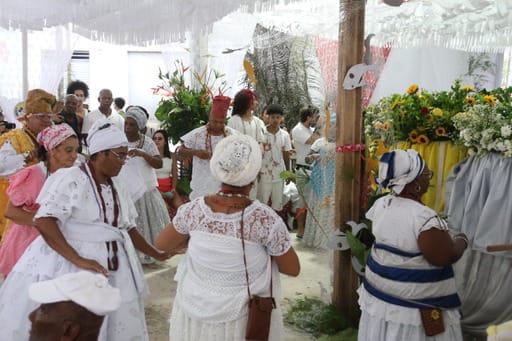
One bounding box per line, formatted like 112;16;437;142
396;141;467;212
0;129;38;239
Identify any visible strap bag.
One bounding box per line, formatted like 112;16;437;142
240;206;276;341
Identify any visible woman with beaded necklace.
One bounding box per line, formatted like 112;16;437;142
122;105;170;265
157;134;300;340
0;124;78;279
0;119;169;341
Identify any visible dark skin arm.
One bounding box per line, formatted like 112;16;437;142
128;149;163;169
128;227;171;261
177;145;211;160
36;217;109;276
418;228;468;267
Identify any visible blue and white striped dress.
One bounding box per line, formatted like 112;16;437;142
358;195;463;341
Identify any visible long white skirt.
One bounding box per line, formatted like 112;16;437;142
169;298;285;341
357;286;463;341
0;235;149;341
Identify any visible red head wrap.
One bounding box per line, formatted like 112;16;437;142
210;96;231;119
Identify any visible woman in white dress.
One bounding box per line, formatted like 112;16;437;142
227;89;265;199
123;106;171;264
156;134;300;341
0;119;169;341
358;149;469;341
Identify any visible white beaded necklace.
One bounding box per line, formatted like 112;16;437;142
216;191;250;200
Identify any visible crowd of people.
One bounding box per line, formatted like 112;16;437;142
0;80;491;341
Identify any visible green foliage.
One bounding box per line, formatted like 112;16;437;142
280;170;296;182
284;297;352;337
318;328;358;341
345;230;370;267
154;60;228;144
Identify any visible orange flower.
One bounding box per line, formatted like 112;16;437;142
466;97;476;104
417;134;430;145
382;121;390;131
418;126;426;131
409;129;419;143
435;126;446;137
407;84;419;94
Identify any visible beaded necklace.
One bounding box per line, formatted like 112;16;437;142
81;162;119;226
216;190;250;200
22;126;39;148
205;124;227;155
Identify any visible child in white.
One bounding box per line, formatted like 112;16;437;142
258;104;291;211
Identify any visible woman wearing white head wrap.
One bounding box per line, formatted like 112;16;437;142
121;106;170;265
0;118;170;341
156;134;300;341
357;149;469;341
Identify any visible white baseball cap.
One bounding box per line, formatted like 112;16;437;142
29;271;121;316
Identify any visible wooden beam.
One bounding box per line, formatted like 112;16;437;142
332;0;365;323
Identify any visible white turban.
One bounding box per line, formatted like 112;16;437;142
376;149;425;194
125;106;148;131
210;134;262;187
87;118;128;155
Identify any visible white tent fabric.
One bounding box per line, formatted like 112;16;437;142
366;0;512;53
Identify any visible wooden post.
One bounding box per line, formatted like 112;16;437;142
332;0;365;323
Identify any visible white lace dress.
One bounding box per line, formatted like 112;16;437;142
169;198;292;341
0;165;149;341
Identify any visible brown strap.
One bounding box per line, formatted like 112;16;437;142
240;205;273;300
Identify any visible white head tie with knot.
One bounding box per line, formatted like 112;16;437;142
125;106;148;131
87;118;128;155
376;149;425;194
210;134;262;187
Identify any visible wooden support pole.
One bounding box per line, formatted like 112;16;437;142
332;0;365;323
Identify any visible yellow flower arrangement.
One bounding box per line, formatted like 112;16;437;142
407;84;419;94
484;95;497;106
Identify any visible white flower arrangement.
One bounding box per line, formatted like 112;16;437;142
452;102;512;157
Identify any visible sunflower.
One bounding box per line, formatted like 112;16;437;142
425;114;433;123
461;85;474;92
484;95;497;106
432;108;443;116
382;121;390;132
407;84;419;94
465;97;476;105
409;129;419;143
435;126;446;137
417;134;430;145
418;126;426;131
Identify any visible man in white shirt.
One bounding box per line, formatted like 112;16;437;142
258;104;292;211
82;89;124;143
178;96;237;200
291;105;320;238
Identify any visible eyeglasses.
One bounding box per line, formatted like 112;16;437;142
29;113;54;120
423;170;434;179
110;150;128;162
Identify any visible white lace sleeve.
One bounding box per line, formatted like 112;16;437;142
260;207;292;256
35;168;82;225
173;199;201;234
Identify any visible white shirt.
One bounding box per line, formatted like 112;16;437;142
180;125;237;199
227;115;265;143
82;109;125;134
291;122;313;166
260;128;292;182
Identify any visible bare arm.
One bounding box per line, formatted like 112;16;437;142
128;228;169;260
35;217;108;276
155;223;189;253
273;247;300;276
171;154;179;190
4;201;36;226
128;149;163;169
177;145;211;160
283;150;290;172
418;228;467;267
304;131;320;145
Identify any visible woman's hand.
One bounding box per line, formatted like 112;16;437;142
74;257;109;277
128;149;145;158
152;249;173;261
195;149;211;160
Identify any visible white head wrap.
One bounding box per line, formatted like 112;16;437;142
376;149;425;194
87;118;128;155
210;134;262;187
29;271;121;316
125;106;148;131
